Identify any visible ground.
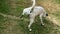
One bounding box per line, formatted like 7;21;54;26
0;0;60;34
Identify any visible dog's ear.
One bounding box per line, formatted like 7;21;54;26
46;13;48;16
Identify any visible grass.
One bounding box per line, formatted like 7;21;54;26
0;0;60;34
53;0;60;4
0;15;7;34
52;11;60;19
0;0;10;14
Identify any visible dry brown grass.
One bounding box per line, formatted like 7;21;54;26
36;0;60;26
36;0;60;13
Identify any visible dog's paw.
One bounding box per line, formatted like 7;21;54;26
29;29;32;32
41;23;45;26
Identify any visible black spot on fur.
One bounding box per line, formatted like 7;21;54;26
46;13;48;16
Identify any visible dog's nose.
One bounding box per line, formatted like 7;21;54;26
46;13;48;16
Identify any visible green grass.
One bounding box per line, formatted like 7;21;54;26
54;0;60;4
18;17;60;34
0;0;10;14
0;15;7;34
0;0;60;34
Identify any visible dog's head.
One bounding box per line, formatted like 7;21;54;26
20;8;31;18
22;8;32;15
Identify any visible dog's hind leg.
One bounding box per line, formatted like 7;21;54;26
39;13;44;26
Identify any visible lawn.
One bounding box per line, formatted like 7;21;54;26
0;0;60;34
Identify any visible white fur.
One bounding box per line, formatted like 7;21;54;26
22;0;47;31
28;6;47;31
22;0;35;15
22;7;32;15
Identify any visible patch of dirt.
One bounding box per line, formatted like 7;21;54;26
0;13;20;20
46;14;60;26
